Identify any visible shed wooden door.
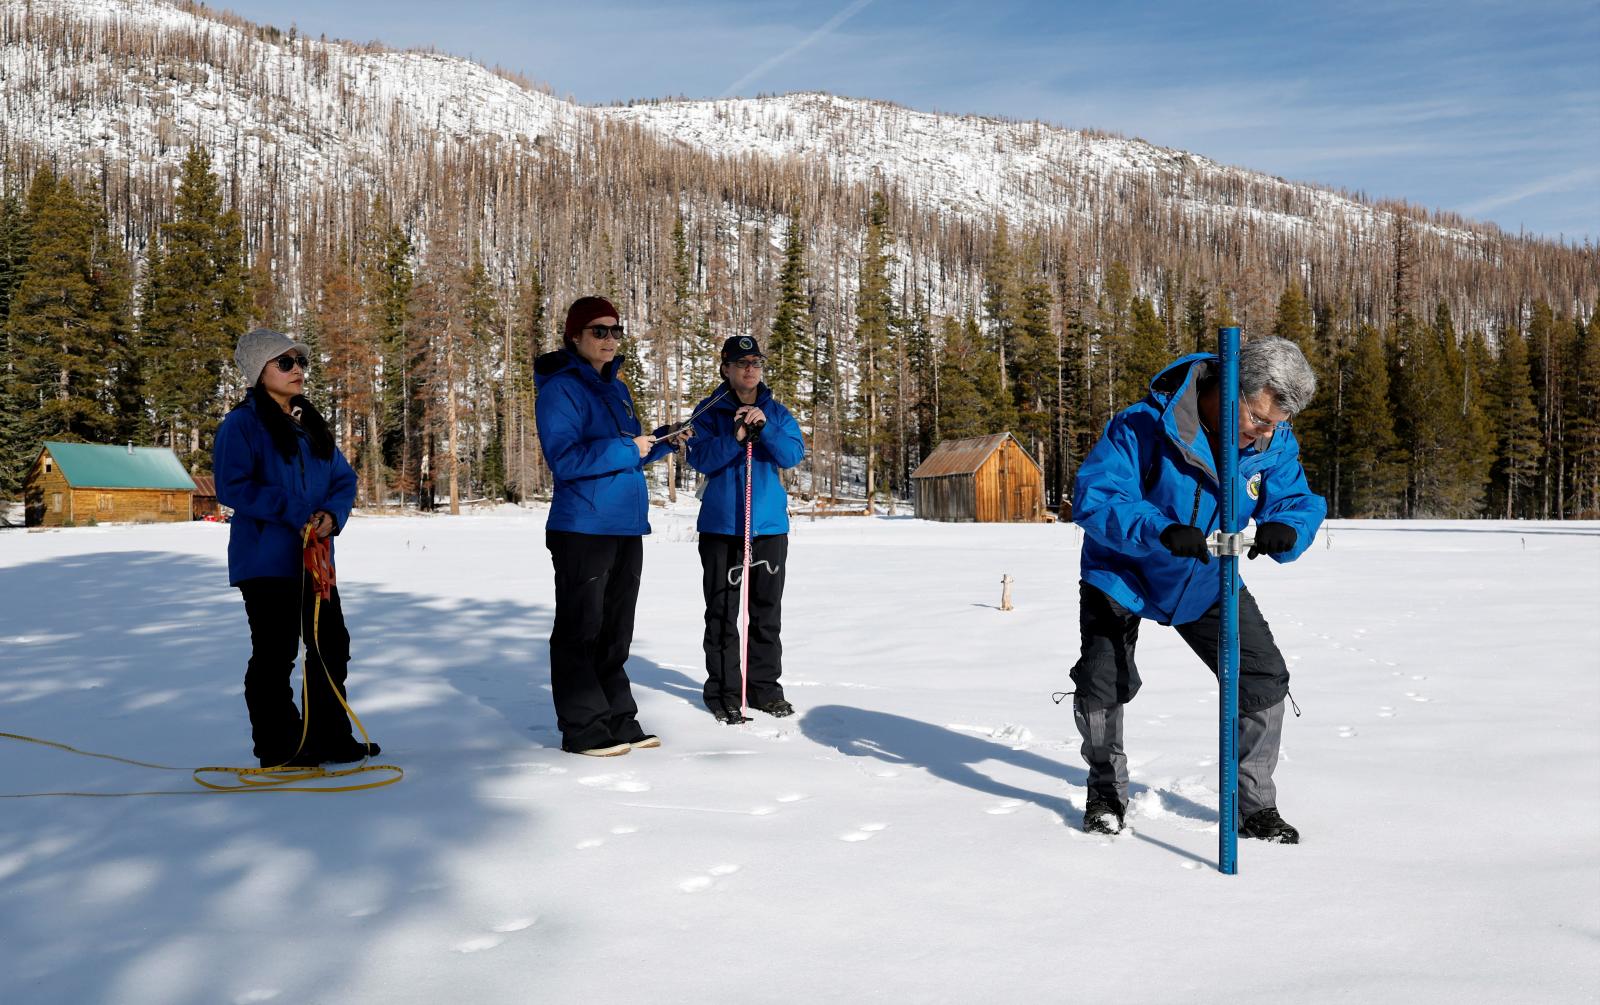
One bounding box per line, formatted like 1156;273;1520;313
996;451;1011;521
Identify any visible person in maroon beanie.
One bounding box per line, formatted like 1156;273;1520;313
533;296;688;756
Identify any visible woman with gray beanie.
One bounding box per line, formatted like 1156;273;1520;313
213;327;378;768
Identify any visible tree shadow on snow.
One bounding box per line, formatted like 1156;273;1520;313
0;550;564;1005
799;704;1214;867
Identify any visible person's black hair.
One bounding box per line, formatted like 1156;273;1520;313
241;382;335;461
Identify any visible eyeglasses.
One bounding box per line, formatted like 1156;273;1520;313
271;354;309;373
1241;403;1280;431
728;358;765;371
583;324;626;340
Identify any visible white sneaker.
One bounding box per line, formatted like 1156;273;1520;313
566;741;631;757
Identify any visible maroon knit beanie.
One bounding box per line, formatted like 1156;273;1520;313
563;296;620;346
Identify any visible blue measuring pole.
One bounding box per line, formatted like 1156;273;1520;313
1218;326;1241;875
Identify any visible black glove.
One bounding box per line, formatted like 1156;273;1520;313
1159;524;1210;563
1248;521;1297;559
734;415;765;445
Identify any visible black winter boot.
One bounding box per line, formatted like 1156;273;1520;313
752;697;795;718
316;738;382;764
705;699;752;724
1239;807;1299;844
1082;796;1125;835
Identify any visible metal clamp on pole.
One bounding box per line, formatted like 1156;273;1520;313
1207;530;1255;557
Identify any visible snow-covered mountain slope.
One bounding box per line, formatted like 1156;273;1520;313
598;91;1412;241
1;0;582;204
3;0;1477;251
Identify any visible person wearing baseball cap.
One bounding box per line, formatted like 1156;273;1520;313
212;328;378;768
533;296;686;756
685;334;806;723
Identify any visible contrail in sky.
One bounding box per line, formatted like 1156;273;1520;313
721;0;876;98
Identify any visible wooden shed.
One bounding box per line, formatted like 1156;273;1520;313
25;441;197;527
190;474;220;520
910;432;1045;523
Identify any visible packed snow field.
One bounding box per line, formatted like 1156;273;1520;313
2;508;1597;1004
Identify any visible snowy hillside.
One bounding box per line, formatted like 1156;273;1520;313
2;511;1597;1003
1;0;582;205
4;0;1467;247
599;91;1409;241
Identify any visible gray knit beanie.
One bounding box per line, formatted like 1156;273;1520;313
234;328;309;385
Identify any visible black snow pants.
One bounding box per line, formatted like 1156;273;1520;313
699;532;788;707
1069;581;1291;816
239;572;356;762
546;529;649;751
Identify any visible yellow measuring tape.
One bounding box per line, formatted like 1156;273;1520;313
2;529;402;797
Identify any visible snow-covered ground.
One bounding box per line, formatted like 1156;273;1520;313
2;508;1597;1004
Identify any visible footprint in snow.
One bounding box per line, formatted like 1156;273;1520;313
454;935;504;954
1337;726;1357;738
610;824;640;834
987;800;1023;815
579;772;651;793
1404;691;1430;703
1377;706;1395;718
840;823;888;842
575;838;605;850
492;917;537;933
678;864;740;893
774;793;807;803
233;991;281;1004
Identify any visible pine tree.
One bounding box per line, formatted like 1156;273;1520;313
1011;243;1055;451
984;218;1020;394
855;192;895;510
768;214;809;406
1099;260;1133;414
368;221;416;503
1119;295;1168;407
8;174;118;445
1566;302;1600;516
1492;324;1542;518
1273;282;1326;493
937;313;1003;442
141;146;248;468
0;187;34;504
505;255;545;501
1182;284;1209;356
1343;324;1403;516
0;190;28;324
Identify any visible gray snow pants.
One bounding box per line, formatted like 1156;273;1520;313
1070;581;1290;817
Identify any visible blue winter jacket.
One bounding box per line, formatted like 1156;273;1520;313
213;396;357;586
1073;353;1326;626
534;349;676;536
686;382;806;536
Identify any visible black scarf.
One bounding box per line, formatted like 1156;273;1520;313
242;383;335;461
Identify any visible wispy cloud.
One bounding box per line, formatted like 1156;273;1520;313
721;0;876;98
1460;167;1600;216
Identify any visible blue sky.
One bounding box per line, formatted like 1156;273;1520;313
218;0;1599;242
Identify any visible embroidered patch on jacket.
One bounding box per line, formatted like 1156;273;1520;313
1246;472;1263;500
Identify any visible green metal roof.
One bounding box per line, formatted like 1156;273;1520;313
40;441;197;491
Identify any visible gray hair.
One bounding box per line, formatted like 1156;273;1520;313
1240;336;1317;417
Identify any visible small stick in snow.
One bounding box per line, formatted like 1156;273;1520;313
1000;574;1014;611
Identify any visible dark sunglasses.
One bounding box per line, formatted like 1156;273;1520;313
584;324;626;340
270;354;310;373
